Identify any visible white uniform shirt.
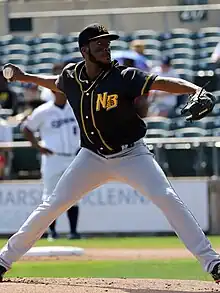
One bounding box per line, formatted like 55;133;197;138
23;101;80;177
40;87;55;102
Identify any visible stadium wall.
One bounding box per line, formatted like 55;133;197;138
0;178;210;235
0;1;220;35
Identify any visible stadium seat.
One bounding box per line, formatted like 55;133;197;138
183;120;205;129
174;127;207;137
62;42;80;54
138;39;161;51
194;47;214;59
131;29;159;41
212;90;220;103
209;103;220;116
197;36;219;50
1;44;30;55
171;58;194;71
202;117;219;134
110;40;128;51
29;52;61;66
143;49;161;63
0;35;27;46
168;48;194;61
32;33;62;45
170;28;193;39
28;63;54;74
163;38;194;50
145;129;170;138
197;27;220;38
63;51;83;63
61;32;80;44
170;118;206;133
31;43;63;54
161;28;192;41
175;68;194;81
144;117;171;131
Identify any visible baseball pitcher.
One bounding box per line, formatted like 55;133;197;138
0;23;219;283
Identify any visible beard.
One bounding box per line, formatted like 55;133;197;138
88;49;111;70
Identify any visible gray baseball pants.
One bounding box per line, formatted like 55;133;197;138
0;139;219;272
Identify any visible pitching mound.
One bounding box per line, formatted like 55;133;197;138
0;278;218;293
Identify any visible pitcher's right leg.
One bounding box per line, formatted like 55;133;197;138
0;148;109;271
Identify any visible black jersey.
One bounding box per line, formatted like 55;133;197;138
56;60;157;155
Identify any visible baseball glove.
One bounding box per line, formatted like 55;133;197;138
181;88;216;121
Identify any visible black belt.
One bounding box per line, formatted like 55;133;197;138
96;143;135;157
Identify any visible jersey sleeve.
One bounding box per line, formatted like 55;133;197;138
23;107;44;132
122;67;158;99
55;63;76;94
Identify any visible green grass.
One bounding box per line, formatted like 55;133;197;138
1;235;220;249
5;259;212;281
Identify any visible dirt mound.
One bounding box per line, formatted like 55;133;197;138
0;278;218;293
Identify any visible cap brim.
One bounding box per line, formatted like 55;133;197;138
89;34;119;42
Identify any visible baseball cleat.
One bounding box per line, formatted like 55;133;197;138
0;265;7;282
211;263;220;283
47;231;59;242
67;232;81;240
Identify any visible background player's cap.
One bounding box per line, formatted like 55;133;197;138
78;23;119;48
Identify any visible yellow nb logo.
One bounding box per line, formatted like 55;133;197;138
96;92;118;111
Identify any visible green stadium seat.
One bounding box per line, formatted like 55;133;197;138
33;33;62;45
0;35;27;46
170;28;192;39
174;127;207;137
61;33;79;44
140;39;161;50
1;44;30;56
62;42;80;54
31;43;63;54
210;103;220;116
197;27;220;38
144;117;171;131
131;30;160;40
110;40;128;51
145;129;170;138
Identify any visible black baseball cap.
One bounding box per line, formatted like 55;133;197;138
78;23;119;48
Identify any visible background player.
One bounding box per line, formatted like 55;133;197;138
0;23;219;283
22;83;81;240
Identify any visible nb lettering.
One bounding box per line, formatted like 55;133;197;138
96;92;118;111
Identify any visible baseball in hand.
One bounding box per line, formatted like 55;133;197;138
3;67;14;79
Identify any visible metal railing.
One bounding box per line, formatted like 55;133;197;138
1;136;220;177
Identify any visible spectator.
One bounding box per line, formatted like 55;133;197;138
0;71;18;115
0;118;13;179
129;39;151;70
23;62;81;241
148;56;179;117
